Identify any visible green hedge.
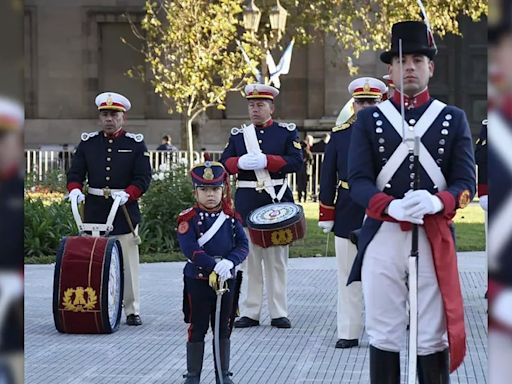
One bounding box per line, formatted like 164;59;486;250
24;165;195;261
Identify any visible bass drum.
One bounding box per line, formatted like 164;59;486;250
53;236;123;334
247;202;306;248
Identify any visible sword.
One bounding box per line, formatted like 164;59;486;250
212;273;229;384
396;36;420;383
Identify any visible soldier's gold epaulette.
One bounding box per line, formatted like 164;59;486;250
332;122;351;133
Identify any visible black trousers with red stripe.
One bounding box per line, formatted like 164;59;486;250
183;276;235;343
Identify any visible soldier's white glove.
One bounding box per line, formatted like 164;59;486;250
491;289;512;328
387;199;424;225
479;195;488;211
214;259;234;280
238;153;267;170
402;190;444;218
67;188;85;204
318;221;334;233
111;190;130;205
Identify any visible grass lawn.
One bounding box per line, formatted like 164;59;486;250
289;202;485;257
25;201;485;264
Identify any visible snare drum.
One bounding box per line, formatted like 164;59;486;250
247;202;306;248
53;236;123;334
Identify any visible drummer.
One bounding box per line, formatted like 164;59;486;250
66;92;152;326
220;83;303;329
177;161;248;384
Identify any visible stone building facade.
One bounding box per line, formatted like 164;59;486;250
23;0;486;150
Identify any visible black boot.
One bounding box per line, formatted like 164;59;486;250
183;342;204;384
369;345;400;384
417;349;450;384
214;339;235;384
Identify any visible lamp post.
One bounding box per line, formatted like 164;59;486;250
243;0;288;84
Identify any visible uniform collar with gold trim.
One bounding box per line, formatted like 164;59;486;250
103;128;125;139
391;88;430;109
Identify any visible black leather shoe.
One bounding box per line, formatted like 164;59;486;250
126;314;142;326
335;339;358;349
270;317;291;328
234;316;259;328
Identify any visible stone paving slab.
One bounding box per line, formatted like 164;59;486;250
25;252;487;383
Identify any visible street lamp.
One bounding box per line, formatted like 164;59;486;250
269;0;288;40
242;0;288;84
243;0;261;34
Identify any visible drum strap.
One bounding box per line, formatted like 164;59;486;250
241;123;287;202
376;99;447;191
197;211;227;248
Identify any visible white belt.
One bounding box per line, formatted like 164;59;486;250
237;180;284;189
88;187;123;198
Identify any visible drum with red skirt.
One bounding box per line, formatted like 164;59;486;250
53;236;123;334
247;202;306;248
52;195;124;334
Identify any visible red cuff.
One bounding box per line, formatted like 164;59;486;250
125;185;143;201
436;191;456;216
478;183;488;197
67;182;83;193
366;192;395;221
319;203;335;221
225;157;240;174
266;155;286;173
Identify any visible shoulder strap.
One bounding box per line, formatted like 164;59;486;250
197;211;227;248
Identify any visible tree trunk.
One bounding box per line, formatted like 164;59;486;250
186;115;194;167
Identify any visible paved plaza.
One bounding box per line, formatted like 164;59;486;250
25;252;487;383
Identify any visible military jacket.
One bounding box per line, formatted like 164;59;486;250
177;206;248;280
319;122;365;238
348;97;476;282
67;130;152;235
220;120;303;225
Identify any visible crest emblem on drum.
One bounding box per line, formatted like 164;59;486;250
62;286;98;312
271;229;294;245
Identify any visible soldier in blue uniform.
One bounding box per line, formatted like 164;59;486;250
220;83;303;329
318;77;386;349
178;162;248;384
66;92;152;326
347;21;475;382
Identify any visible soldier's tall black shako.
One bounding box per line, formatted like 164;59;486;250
347;20;476;382
66;91;152;327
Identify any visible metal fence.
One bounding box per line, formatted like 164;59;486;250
24;149;325;200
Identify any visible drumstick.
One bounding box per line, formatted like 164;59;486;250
121;205;142;245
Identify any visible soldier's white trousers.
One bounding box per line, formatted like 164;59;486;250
335;236;363;339
238;229;288;320
361;222;448;355
113;226;140;316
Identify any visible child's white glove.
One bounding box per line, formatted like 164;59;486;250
214;259;234;280
479;195;488;211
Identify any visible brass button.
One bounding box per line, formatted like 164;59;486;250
106;176;110;181
198;273;203;278
107;157;111;161
107;148;112;152
109;139;113;144
106;167;111;171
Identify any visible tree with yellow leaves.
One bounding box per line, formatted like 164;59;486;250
134;0;487;159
